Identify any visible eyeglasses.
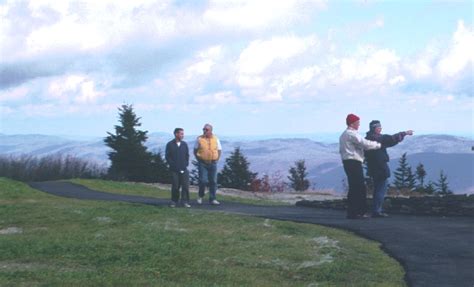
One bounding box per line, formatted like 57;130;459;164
203;128;209;131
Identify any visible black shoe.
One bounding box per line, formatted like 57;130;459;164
372;212;389;218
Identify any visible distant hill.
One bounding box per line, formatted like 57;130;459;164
311;153;474;194
1;133;472;194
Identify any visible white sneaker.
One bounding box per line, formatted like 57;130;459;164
169;202;176;208
184;203;191;208
196;197;203;205
210;199;220;205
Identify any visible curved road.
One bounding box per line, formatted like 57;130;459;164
29;181;474;287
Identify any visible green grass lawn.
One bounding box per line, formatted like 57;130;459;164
69;178;289;206
1;178;406;286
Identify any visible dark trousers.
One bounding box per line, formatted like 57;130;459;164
343;160;368;217
171;170;190;203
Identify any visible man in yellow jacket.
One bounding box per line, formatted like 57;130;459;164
194;123;222;205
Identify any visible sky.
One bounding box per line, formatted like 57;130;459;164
0;0;473;139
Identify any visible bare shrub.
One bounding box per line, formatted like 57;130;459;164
251;171;287;192
0;154;106;182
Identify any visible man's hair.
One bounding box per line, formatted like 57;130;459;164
174;128;184;135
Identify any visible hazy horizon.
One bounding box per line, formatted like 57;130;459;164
1;131;473;144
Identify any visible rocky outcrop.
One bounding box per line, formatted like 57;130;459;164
296;194;474;217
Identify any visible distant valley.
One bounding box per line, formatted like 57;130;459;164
1;133;473;194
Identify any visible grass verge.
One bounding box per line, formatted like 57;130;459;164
1;178;405;286
69;178;288;206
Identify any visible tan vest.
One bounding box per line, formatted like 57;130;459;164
196;135;219;161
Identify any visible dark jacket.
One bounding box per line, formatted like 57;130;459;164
165;140;189;172
364;132;406;180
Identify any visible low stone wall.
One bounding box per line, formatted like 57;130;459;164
295;194;474;217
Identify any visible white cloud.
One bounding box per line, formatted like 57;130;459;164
373;17;384;28
270;65;321;100
0;86;29;102
47;75;104;104
1;0;471;136
1;0;176;59
343;46;400;82
187;60;214;75
285;66;321;87
437;20;474;78
1;0;326;61
26;18;107;53
238;36;318;75
389;75;406;85
195;91;238;104
236;35;318;93
166;45;225;94
186;46;222;75
203;0;326;30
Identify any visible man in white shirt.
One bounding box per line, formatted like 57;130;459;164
339;114;381;219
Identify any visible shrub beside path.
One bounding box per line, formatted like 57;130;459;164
29;181;474;287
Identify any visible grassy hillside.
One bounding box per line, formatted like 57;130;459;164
0;178;405;286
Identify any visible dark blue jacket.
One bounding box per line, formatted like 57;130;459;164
364;132;406;180
165;140;189;172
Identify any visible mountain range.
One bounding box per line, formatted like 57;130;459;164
1;133;472;194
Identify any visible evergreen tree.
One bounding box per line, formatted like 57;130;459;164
288;160;310;191
150;151;172;184
218;147;257;191
424;181;436;195
435;170;453;195
189;160;199;185
393;153;410;189
415;163;427;189
104;104;153;182
407;166;417;190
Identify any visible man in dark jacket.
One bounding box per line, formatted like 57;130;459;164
165;128;190;208
365;120;413;217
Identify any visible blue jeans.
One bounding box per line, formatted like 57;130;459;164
198;161;217;201
372;178;388;215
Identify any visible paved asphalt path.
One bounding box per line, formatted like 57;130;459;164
29;181;474;287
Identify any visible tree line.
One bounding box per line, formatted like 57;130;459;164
389;152;452;195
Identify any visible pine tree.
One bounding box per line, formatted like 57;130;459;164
435;170;453;195
218;147;257;191
415;163;427;189
424;181;436;195
393;153;410;189
104;104;153;182
407;166;417;190
288;160;310;191
150;151;172;184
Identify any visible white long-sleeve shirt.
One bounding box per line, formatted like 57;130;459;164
339;128;381;162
